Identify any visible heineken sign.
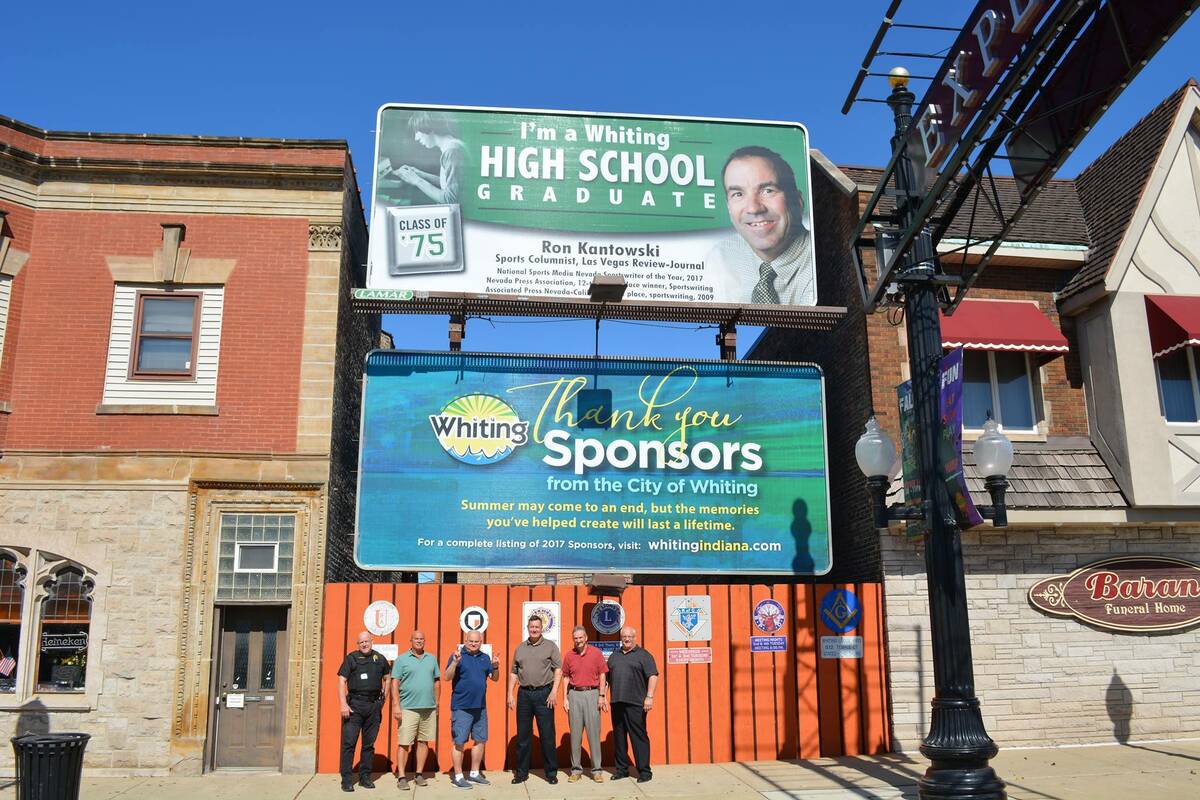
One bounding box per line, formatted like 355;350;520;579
1028;557;1200;633
42;632;88;651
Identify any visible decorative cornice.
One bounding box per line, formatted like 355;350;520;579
309;224;343;251
0;114;348;150
0;145;345;188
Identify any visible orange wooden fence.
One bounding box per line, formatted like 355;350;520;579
317;582;889;773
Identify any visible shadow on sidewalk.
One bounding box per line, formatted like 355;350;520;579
737;753;924;797
1121;743;1200;764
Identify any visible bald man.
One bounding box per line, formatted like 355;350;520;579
391;630;440;790
338;631;391;792
605;626;658;783
444;630;501;788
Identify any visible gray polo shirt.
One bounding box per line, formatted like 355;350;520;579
511;637;561;687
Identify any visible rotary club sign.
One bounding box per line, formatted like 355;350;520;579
1028;556;1200;633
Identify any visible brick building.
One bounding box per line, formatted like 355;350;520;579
0;114;376;773
755;81;1200;751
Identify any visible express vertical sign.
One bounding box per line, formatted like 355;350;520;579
909;0;1050;171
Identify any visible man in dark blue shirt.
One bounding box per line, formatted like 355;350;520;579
443;630;500;789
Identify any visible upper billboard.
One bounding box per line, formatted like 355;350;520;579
367;105;816;308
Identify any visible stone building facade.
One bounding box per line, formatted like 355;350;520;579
0;114;375;774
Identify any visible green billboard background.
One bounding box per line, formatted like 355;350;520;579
373;105;811;234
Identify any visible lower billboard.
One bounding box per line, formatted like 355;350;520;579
355;352;830;574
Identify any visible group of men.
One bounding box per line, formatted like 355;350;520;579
337;616;659;792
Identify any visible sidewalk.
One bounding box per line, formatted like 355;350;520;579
13;740;1200;800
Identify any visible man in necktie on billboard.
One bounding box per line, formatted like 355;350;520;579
709;145;815;307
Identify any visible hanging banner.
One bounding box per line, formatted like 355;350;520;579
356;352;831;573
367;105;816;308
896;381;924;541
896;347;982;538
938;348;983;528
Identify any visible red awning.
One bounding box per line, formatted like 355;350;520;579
939;299;1068;353
1146;294;1200;359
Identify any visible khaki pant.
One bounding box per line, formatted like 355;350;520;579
567;688;602;773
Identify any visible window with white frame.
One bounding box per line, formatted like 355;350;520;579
101;284;224;407
0;548;97;701
216;514;295;601
0;275;12;371
962;350;1039;431
1155;347;1200;422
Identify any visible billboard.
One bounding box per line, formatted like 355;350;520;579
367;105;815;308
355;352;830;574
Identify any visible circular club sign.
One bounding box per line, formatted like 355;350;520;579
590;601;625;635
459;606;489;634
819;589;861;634
363;601;400;636
752;599;786;634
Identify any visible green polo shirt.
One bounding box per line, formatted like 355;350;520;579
391;650;439;709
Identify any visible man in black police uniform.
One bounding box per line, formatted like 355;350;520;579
338;630;392;792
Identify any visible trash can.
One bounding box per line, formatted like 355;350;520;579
11;733;90;800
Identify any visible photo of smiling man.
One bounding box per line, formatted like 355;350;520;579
708;145;815;306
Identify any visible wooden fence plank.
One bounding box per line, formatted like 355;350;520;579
707;584;733;763
640;585;668;767
837;583;862;756
317;584;348;773
794;584;821;759
859;581;890;754
729;584;756;761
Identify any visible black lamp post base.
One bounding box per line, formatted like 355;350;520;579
918;765;1006;800
918;697;1006;799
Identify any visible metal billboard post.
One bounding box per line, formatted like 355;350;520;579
885;74;1005;800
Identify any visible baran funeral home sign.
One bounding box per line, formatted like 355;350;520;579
1028;557;1200;633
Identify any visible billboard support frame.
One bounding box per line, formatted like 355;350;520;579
352;290;846;331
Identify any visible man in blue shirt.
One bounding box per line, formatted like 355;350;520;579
443;630;500;790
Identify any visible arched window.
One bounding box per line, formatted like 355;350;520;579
0;555;25;694
36;567;92;693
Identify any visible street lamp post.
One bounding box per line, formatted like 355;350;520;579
858;69;1010;800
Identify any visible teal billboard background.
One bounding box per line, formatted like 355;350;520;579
356;352;830;574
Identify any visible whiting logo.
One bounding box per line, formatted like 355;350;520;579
429;394;529;465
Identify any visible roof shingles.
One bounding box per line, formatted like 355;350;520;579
962;438;1127;510
1059;81;1195;300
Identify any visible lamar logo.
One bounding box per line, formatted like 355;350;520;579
429;394;529;465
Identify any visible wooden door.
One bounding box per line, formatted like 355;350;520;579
213;606;288;769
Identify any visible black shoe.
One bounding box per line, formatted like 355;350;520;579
546;775;558;785
511;775;528;784
359;775;375;789
637;774;652;783
611;772;629;780
341;780;355;792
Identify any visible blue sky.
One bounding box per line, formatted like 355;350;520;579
7;1;1198;357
